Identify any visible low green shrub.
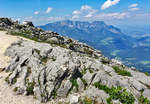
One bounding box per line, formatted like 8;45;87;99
5;72;12;83
9;31;40;42
71;79;78;91
82;96;93;104
13;87;18;92
81;67;88;75
94;54;99;59
34;49;40;55
41;57;49;64
68;43;74;48
81;67;94;75
112;66;132;77
89;68;94;73
26;81;35;95
93;82;135;104
12;78;17;84
51;57;56;61
84;48;93;56
51;89;57;99
27;67;32;73
144;72;150;76
93;82;111;93
81;78;88;90
0;28;6;31
40;93;46;97
78;96;100;104
138;95;150;104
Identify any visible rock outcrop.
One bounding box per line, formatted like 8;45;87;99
1;18;150;104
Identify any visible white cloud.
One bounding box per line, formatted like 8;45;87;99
71;5;130;20
128;3;139;11
85;13;93;18
24;17;33;21
95;12;130;19
72;5;97;19
24;16;65;25
134;13;150;19
81;5;92;11
71;4;135;21
46;7;53;14
72;10;81;15
13;18;21;22
101;0;120;10
129;7;139;11
34;11;39;15
128;3;138;8
47;17;64;21
34;7;53;15
84;10;97;18
72;15;80;19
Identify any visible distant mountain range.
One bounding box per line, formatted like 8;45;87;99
38;20;150;73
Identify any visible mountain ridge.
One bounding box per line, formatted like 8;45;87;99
38;20;150;73
39;20;123;35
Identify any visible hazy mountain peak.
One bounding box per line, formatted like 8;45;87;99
40;20;122;35
92;21;105;25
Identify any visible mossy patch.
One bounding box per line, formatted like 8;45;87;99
41;57;49;64
71;79;78;91
81;78;88;90
34;49;40;55
51;89;57;99
84;48;93;56
27;67;32;74
5;72;12;83
78;96;98;104
13;87;18;92
12;78;17;84
81;67;88;75
26;80;35;95
81;66;94;75
138;94;150;104
93;82;135;104
0;28;6;31
112;66;132;77
144;72;150;76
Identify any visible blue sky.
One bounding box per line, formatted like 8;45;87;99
0;0;150;26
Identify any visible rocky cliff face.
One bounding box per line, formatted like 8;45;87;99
0;18;150;104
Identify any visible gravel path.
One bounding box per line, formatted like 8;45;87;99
0;31;44;104
0;31;18;69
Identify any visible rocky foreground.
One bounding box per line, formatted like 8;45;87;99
0;18;150;104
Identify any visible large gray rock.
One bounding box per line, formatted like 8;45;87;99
82;71;96;85
57;80;72;97
77;78;84;92
23;21;34;27
143;89;150;99
69;94;80;104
